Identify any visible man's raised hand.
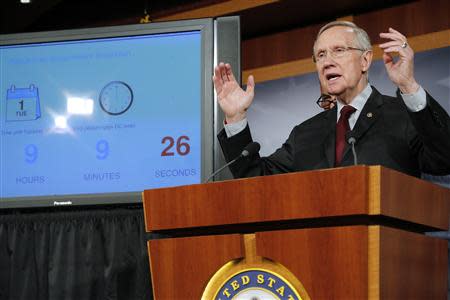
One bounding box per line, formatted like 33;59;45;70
379;28;419;94
213;62;255;123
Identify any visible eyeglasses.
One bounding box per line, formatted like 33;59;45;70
313;46;365;63
316;94;336;109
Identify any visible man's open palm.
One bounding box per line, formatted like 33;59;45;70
213;63;255;123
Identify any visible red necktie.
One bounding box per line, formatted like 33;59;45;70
335;105;356;166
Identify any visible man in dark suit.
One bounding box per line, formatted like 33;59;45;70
213;21;450;178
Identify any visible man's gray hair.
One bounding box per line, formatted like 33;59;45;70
313;21;372;53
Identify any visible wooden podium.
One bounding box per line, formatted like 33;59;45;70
142;166;450;299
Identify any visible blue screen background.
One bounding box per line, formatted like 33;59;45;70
0;31;202;198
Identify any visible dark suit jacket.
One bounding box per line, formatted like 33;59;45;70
218;87;450;178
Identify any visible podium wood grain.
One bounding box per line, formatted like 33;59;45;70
148;226;447;299
148;234;243;299
143;166;449;232
143;166;449;299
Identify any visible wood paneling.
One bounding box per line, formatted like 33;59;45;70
242;0;449;75
148;234;243;299
143;166;369;231
255;226;447;299
142;166;450;232
377;166;450;234
257;226;369;299
147;226;448;299
368;226;380;299
242;23;324;70
154;0;279;21
242;52;316;84
354;0;449;45
378;226;448;299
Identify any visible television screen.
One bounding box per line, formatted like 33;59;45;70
0;17;240;208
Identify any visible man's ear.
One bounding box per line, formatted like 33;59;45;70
361;50;373;73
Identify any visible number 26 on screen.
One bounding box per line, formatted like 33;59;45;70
161;135;190;156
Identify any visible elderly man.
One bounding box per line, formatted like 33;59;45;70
213;21;450;178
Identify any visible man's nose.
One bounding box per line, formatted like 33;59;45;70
322;57;336;69
322;53;337;66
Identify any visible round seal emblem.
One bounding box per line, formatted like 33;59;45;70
201;258;310;300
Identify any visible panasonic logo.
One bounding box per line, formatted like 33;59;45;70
53;201;73;206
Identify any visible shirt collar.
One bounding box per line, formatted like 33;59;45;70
336;84;372;114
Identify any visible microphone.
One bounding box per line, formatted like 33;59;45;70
347;136;358;165
240;141;260;158
205;142;260;183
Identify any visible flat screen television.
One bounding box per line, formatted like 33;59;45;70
0;17;240;208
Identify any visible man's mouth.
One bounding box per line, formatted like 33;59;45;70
326;73;341;82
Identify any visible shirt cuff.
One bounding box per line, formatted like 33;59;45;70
224;118;248;137
401;86;427;112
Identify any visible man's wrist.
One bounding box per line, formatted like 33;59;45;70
224;118;247;138
399;80;420;94
401;85;427;112
225;112;247;124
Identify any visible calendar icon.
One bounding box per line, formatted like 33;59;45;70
6;84;41;122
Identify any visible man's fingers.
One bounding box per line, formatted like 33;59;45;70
225;63;236;82
246;75;255;94
379;41;403;49
388;27;406;40
212;75;223;94
219;63;228;81
381;45;413;59
213;67;224;92
379;32;407;48
214;62;225;82
382;46;405;54
379;32;403;42
214;66;223;83
382;52;394;65
380;29;408;51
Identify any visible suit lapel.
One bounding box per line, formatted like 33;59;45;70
323;106;337;167
341;87;384;161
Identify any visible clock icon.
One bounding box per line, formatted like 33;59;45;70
99;81;133;115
